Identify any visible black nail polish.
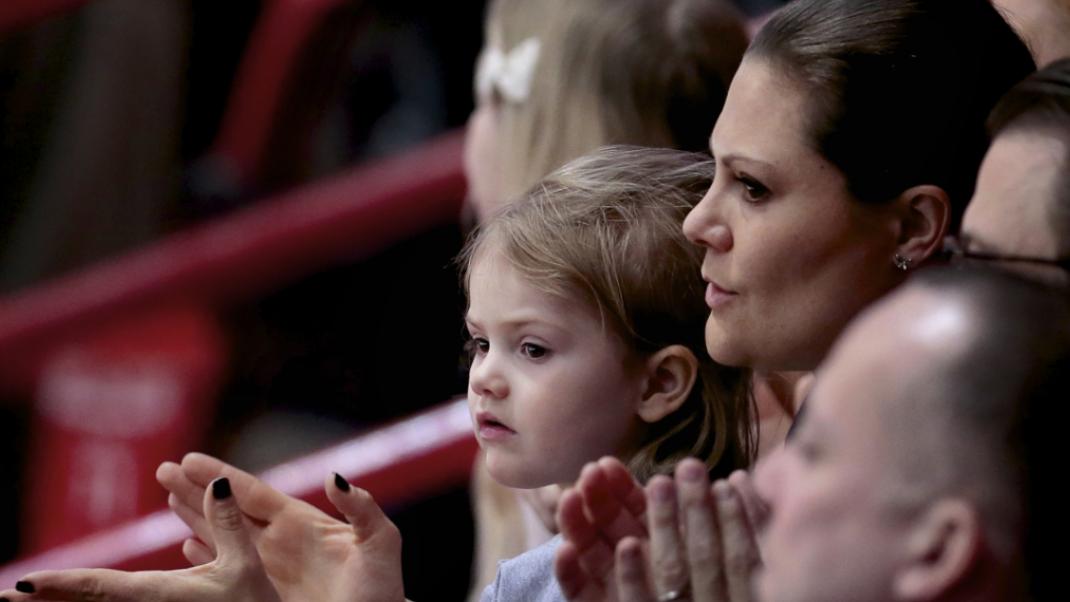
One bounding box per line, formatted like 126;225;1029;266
15;581;34;593
334;472;351;492
212;477;232;500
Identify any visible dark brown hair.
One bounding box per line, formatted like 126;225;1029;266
748;0;1035;229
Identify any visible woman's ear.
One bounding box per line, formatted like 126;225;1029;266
637;345;699;424
894;184;951;265
893;498;982;600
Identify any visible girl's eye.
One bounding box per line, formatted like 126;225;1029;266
520;342;548;359
737;174;770;203
465;337;490;358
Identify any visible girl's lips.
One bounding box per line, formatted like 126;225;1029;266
475;412;516;441
705;281;738;309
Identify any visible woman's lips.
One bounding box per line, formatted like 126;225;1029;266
705;281;738;309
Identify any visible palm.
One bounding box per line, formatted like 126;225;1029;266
159;454;405;602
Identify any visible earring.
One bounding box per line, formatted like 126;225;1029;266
893;253;913;271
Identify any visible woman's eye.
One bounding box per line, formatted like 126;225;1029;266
738;174;770;203
520;342;548;359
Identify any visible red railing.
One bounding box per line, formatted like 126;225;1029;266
0;131;465;395
0;0;93;32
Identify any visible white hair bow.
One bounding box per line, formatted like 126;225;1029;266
475;37;541;104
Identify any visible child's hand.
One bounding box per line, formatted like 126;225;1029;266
0;477;281;602
157;453;406;602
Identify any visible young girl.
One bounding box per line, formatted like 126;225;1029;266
2;146;754;602
461;145;751;598
463;1;749;591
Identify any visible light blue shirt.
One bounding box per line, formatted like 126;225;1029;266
480;535;565;602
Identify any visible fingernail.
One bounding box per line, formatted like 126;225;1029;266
679;460;705;483
334;472;351;492
212;477;232;500
650;478;674;502
713;480;733;501
15;581;34;593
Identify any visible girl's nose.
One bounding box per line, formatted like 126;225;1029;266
468;353;509;400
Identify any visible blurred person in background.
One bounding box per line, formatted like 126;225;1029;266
955;58;1070;288
993;0;1070;67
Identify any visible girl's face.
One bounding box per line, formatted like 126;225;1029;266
683;58;901;372
465;252;647;488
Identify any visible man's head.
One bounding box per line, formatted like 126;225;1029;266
755;266;1070;601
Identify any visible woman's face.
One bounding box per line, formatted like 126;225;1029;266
683;58;902;371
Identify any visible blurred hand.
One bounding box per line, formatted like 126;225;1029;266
555;457;764;602
0;477;280;602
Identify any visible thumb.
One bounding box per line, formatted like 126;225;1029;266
325;473;400;545
204;478;262;568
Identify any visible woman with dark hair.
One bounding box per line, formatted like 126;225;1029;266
554;1;1036;600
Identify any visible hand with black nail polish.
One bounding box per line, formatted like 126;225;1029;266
0;478;281;602
155;453;407;602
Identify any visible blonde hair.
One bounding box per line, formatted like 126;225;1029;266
481;0;747;203
460;146;754;481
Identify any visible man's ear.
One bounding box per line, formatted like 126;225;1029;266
893;184;951;266
636;345;699;424
894;498;982;600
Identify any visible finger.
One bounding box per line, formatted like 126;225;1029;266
8;569;165;602
556;488;615;581
616;537;654;602
182;537;216;566
713;481;760;602
169;493;213;553
181;453;287;521
324;473;400;546
578;463;645;544
157;462;206;518
204;478;261;569
645;475;688;598
727;470;769;531
598;457;647;526
676;459;725;601
554;540;606;602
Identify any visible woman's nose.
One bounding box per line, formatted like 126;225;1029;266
683;190;733;253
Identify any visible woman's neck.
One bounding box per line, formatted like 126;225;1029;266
751;370;810;461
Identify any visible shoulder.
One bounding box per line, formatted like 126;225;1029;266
481;535;565;602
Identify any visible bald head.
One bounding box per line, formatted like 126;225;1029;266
836;266;1070;596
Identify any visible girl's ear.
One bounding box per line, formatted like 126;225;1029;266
637;345;699;424
893;184;951;266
